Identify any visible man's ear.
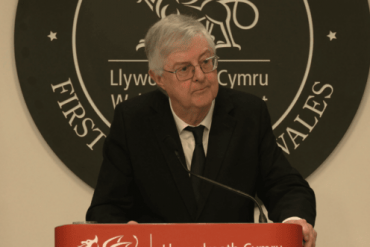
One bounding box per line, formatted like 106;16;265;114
149;70;165;90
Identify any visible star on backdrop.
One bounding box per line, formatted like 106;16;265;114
327;31;337;41
48;31;57;41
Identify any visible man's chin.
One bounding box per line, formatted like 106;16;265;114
192;97;213;109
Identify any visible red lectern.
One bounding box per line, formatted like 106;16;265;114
55;223;302;247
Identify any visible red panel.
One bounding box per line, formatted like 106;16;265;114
55;223;302;247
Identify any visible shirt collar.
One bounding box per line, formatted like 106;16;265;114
169;99;215;134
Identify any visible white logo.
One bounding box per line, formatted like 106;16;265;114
79;235;138;247
136;0;259;50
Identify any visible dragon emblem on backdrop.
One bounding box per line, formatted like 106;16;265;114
136;0;259;51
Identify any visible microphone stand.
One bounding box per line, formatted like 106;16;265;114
173;150;268;223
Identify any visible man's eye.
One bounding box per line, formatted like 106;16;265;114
180;66;188;72
203;59;209;64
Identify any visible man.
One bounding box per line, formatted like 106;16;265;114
87;14;317;246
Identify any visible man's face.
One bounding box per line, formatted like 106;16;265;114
151;35;219;113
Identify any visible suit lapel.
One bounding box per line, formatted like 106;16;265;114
149;91;198;221
196;88;237;220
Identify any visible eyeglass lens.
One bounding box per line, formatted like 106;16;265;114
177;57;218;81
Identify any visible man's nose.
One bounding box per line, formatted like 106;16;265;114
192;65;205;82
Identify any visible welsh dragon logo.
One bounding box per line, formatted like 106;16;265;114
79;235;138;247
136;0;259;51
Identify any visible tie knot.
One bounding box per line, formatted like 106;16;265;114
185;125;205;145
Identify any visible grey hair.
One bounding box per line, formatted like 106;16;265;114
145;14;216;76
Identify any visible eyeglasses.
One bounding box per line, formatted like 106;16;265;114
163;55;219;81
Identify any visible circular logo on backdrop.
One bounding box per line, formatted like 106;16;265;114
15;0;370;188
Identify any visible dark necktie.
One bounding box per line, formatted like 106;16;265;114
185;125;206;203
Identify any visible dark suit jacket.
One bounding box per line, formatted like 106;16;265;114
86;87;316;225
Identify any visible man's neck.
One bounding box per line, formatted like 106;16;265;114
170;100;211;126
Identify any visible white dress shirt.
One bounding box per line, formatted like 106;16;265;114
169;99;215;171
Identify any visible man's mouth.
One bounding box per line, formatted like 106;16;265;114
195;87;207;92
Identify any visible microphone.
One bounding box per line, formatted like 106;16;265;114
164;136;268;223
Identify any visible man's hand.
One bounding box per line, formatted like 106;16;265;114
127;221;139;224
284;219;317;247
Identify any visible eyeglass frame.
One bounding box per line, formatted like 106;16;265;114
162;55;220;81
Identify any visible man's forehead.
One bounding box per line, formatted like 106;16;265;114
171;49;212;63
172;33;209;50
165;48;213;69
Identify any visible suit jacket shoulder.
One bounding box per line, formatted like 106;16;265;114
114;89;169;117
